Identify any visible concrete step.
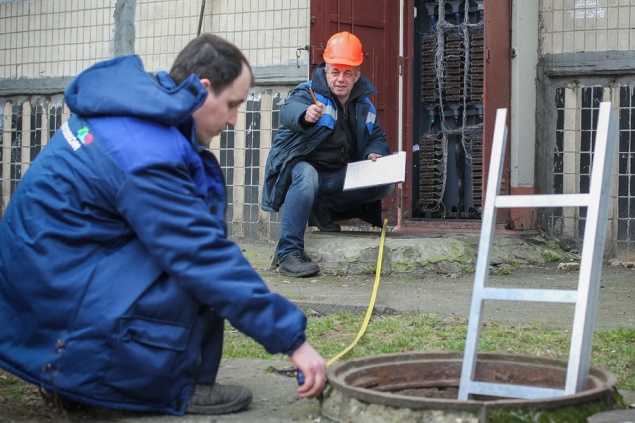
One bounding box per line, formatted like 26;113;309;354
301;230;571;276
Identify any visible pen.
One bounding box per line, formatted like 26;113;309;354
296;369;305;386
309;88;318;106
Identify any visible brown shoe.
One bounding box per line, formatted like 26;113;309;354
186;383;252;415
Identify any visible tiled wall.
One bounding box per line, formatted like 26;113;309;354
209;0;309;66
1;99;72;215
0;0;114;78
136;0;310;70
136;0;208;71
0;0;310;77
0;0;308;244
541;0;635;54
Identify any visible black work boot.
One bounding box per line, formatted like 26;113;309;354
186;383;252;415
309;204;341;232
278;251;320;277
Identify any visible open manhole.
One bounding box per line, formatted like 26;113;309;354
322;352;623;422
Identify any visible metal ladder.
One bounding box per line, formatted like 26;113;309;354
458;102;618;400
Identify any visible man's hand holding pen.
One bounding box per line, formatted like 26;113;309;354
304;103;323;124
304;88;323;124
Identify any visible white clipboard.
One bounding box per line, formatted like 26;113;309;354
343;151;406;191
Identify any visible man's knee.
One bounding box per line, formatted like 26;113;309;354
291;161;319;191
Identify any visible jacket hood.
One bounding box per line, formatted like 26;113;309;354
311;62;378;102
64;55;207;127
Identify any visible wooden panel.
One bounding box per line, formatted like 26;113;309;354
483;0;512;216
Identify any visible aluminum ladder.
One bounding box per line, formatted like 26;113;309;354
458;102;618;400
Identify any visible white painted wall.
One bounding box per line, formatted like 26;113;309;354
511;0;539;189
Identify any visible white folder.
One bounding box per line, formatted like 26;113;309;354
343;151;406;191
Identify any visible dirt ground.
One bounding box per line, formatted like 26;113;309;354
247;241;635;331
265;263;635;331
1;240;633;422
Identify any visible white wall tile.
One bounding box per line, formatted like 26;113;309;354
542;1;635;52
618;6;630;28
542;32;552;54
617;28;630;49
596;29;607;49
553;31;564;53
607;28;619;49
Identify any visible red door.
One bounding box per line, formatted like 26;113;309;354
310;1;402;224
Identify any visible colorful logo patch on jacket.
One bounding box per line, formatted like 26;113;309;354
77;126;93;145
61;122;93;151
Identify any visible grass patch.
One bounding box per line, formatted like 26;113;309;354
224;312;635;391
0;312;632;420
542;249;563;262
489;261;521;275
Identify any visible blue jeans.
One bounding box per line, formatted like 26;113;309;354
276;161;394;260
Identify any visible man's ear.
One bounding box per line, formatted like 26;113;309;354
200;78;212;91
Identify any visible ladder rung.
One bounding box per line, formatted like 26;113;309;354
469;381;567;399
495;194;591;208
482;287;578;303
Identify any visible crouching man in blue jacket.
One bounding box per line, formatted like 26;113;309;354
261;32;394;278
0;34;325;416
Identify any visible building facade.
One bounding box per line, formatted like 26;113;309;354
1;0;635;256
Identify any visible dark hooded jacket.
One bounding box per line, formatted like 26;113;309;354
261;63;390;224
0;55;306;415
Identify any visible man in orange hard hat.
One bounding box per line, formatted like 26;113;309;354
262;31;393;277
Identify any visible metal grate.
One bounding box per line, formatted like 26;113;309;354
1;99;66;216
243;94;262;240
578;87;603;238
9;103;23;196
554;87;565;195
0;105;3;214
267;91;286;240
549;84;635;254
617;86;635;251
49;104;64;142
219;124;236;227
29;104;45;162
550;86;603;243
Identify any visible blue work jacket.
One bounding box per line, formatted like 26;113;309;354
0;55;306;415
261;62;390;213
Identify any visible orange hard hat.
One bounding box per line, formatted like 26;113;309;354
323;31;363;67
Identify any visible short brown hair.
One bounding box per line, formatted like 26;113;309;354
170;34;254;94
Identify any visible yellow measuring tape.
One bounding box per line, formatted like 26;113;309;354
325;219;388;367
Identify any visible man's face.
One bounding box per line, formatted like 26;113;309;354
193;62;251;147
325;64;361;102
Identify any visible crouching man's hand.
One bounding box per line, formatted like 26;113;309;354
304;103;323;124
367;153;382;161
290;341;326;398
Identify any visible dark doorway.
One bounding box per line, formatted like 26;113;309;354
411;0;485;220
